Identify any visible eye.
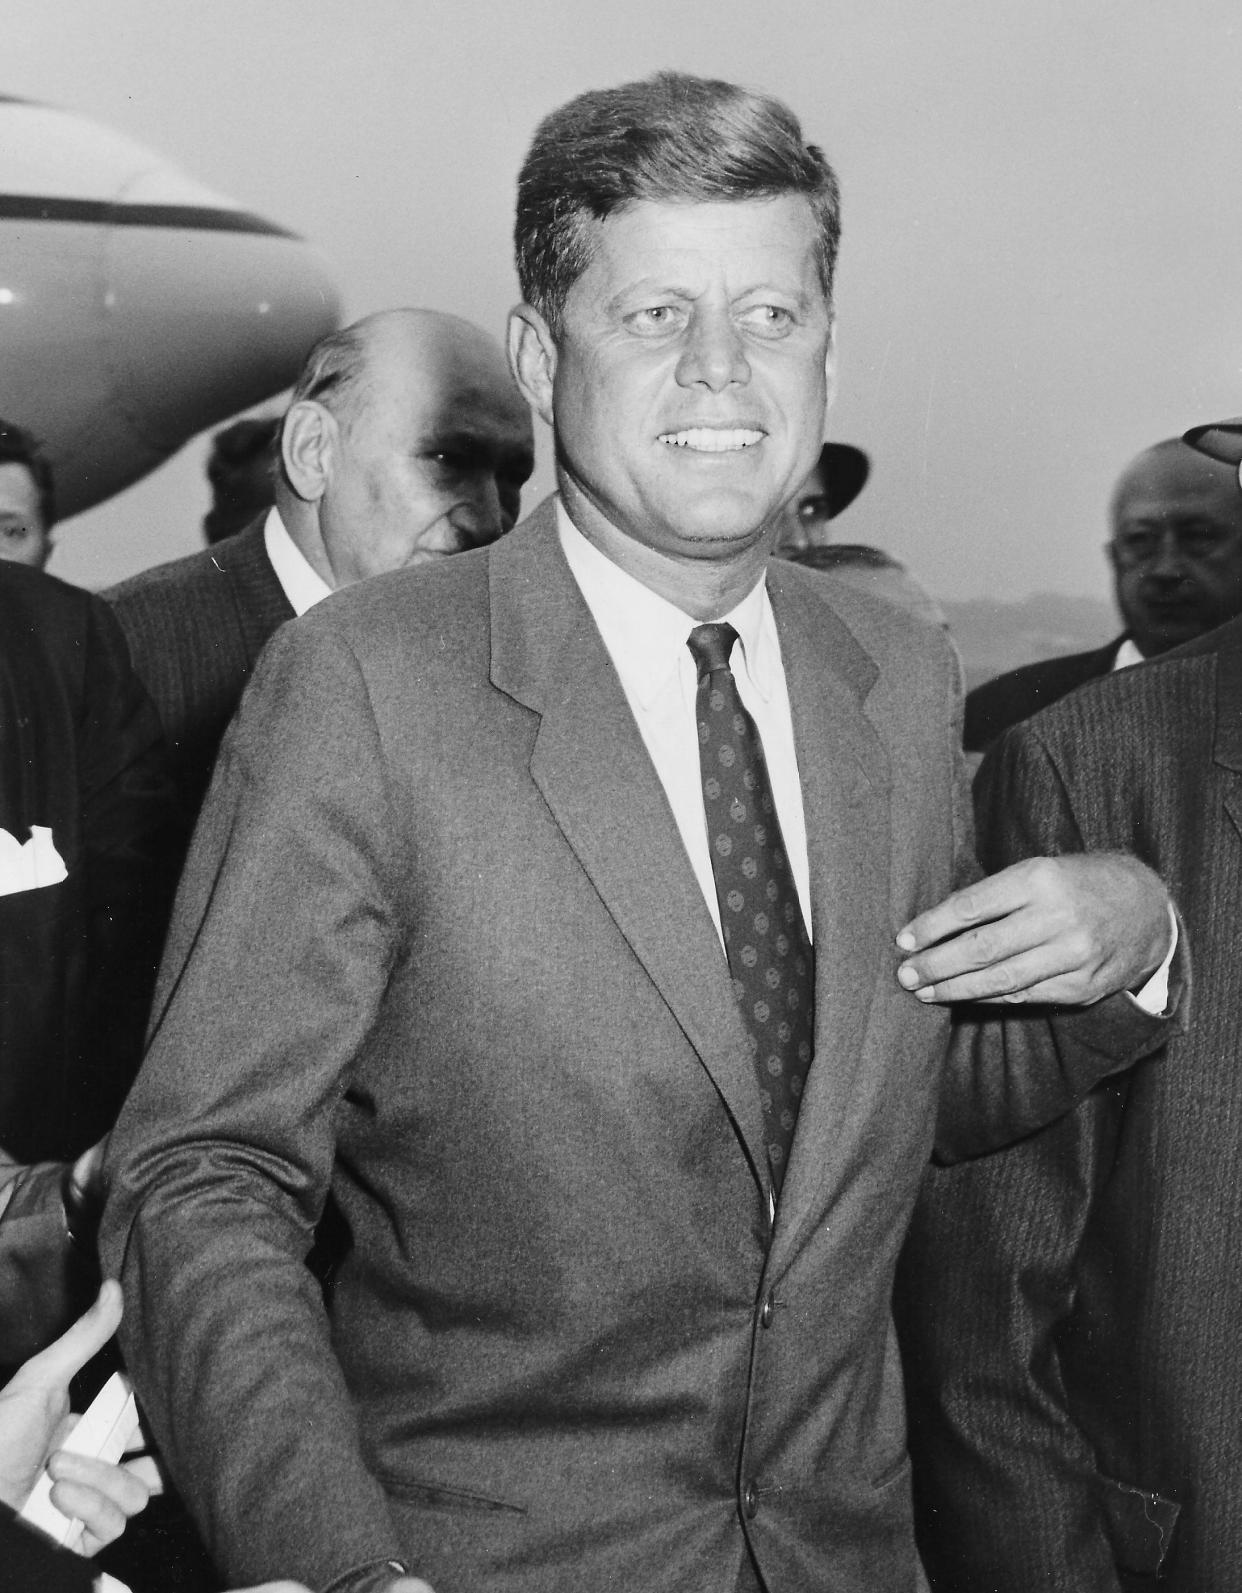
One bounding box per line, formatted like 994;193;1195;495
739;304;795;337
625;305;685;335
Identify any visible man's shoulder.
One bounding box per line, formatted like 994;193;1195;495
0;564;116;685
964;638;1121;752
1013;622;1232;750
104;521;268;613
770;557;959;682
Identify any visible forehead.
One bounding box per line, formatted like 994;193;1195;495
1115;453;1242;522
364;337;531;447
570;195;827;304
0;461;40;516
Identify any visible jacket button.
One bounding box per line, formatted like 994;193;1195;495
742;1481;759;1519
759;1293;774;1329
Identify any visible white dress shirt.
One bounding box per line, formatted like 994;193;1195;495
557;500;1174;1012
556;501;811;946
263;507;333;616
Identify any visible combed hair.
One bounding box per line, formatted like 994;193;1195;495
290;322;372;423
515;71;842;335
0;418;55;527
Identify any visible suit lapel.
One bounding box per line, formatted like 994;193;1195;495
763;566;893;1262
489;504;769;1186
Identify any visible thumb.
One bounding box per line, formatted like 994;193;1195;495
10;1281;122;1392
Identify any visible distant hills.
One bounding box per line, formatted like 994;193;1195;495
940;592;1116;692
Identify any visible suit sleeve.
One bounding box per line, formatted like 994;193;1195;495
932;705;1184;1163
75;595;179;1146
898;723;1134;1592
100;621;408;1590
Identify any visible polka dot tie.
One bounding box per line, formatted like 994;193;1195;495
687;622;814;1195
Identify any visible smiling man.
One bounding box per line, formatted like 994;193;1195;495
102;75;1177;1593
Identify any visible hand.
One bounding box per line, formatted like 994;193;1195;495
895;853;1172;1005
0;1280;150;1553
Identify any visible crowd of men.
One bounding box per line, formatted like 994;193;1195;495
1;67;1240;1593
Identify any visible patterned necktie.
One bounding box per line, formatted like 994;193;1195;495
686;622;814;1194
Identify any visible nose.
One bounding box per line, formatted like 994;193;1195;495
448;477;508;548
675;310;750;392
1146;529;1188;584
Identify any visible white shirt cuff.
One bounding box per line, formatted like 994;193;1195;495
1126;903;1178;1016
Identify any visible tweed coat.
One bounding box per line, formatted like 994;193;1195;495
105;515;294;822
101;502;1174;1593
898;616;1242;1591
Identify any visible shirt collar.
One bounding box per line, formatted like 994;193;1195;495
555;498;778;708
1112;636;1145;672
263;507;333;616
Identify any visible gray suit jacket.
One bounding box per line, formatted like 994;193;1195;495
899;618;1241;1592
105;516;293;822
101;501;1173;1593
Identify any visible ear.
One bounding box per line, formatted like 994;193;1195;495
281;401;337;503
822;316;839;412
508;305;557;429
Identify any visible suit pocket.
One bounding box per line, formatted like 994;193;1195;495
1095;1473;1179;1578
375;1470;527;1516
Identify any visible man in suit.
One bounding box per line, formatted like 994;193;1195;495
101;73;1178;1593
897;417;1242;1590
0;561;173;1174
964;435;1242;750
0;419;56;570
106;308;535;822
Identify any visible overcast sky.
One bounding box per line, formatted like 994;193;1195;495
12;0;1242;603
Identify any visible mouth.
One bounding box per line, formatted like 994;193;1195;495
657;427;765;452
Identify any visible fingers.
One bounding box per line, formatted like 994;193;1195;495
896;864;1037;957
895;854;1173;1007
47;1448;150;1556
6;1281;122;1395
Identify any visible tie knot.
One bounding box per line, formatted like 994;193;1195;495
687;622;739;680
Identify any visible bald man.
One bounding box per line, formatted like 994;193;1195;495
964;437;1242;751
107;308;535;822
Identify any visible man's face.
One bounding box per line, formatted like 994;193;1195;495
1109;449;1242;655
540;196;835;566
319;340;535;586
0;463;51;569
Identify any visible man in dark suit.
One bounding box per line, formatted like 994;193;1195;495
106;308;535;822
101;74;1178;1593
0;561;173;1175
898;419;1242;1590
964;435;1242;750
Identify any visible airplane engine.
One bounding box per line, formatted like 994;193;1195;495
0;97;341;520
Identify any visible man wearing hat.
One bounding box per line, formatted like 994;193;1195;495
898;415;1242;1593
964;433;1242;751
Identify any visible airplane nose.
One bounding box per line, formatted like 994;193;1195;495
0;99;341;519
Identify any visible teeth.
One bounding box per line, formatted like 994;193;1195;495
658;428;763;452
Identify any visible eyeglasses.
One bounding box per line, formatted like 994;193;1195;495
1111;524;1239;569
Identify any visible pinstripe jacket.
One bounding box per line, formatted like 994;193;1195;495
105;516;293;823
899;615;1242;1592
